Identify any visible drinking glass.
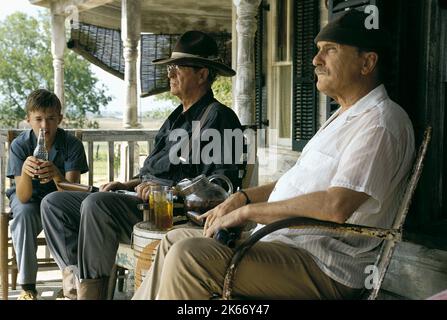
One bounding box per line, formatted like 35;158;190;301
154;189;173;231
149;185;162;226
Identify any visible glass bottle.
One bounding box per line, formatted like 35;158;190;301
32;128;48;180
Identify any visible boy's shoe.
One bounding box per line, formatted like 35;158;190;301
17;290;38;300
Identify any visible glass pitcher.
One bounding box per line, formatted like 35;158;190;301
176;174;233;224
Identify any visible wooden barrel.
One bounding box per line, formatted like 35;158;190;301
132;221;167;290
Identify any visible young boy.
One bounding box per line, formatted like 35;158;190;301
6;89;88;300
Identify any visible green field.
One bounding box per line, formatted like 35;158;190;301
80;141;150;187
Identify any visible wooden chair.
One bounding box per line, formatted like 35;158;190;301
0;130;58;300
221;126;432;300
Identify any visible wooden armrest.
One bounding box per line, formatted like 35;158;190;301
221;216;401;300
57;182;99;192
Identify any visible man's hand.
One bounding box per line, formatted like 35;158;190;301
135;181;161;201
100;181;128;192
199;192;248;236
202;206;248;238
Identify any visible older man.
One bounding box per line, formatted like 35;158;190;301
40;30;242;300
133;10;415;300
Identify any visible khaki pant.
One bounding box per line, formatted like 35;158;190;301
133;228;361;300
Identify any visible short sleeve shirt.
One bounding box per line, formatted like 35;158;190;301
252;85;415;288
6;128;89;201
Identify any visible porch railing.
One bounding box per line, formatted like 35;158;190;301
0;129;159;213
73;129;158;185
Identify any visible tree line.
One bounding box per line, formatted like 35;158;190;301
0;12;111;128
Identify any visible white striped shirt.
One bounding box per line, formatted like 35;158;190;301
253;85;415;288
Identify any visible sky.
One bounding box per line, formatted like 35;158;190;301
0;0;170;116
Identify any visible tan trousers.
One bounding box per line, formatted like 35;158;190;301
132;228;361;300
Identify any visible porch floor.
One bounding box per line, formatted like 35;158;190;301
7;269;132;300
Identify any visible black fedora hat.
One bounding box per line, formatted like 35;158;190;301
152;30;236;77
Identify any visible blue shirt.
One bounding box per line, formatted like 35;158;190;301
6;128;89;201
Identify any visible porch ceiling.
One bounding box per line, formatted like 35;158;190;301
30;0;233;34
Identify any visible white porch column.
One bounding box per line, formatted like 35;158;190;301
121;0;141;128
233;0;261;125
50;13;66;113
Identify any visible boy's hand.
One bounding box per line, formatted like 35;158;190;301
22;156;44;179
34;161;63;184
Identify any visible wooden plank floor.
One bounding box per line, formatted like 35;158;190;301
7;269;132;300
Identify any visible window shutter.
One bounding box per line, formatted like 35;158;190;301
255;2;266;129
292;0;319;151
69;28;232;98
68;22;125;80
140;34;179;97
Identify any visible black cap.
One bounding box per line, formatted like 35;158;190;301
314;10;391;52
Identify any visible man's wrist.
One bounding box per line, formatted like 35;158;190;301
237;189;251;205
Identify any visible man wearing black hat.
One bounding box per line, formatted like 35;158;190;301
133;10;415;300
99;31;243;198
40;31;242;299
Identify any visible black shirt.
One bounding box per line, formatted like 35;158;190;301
140;90;243;189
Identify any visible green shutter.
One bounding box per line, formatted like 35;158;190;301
292;0;319;151
255;2;267;129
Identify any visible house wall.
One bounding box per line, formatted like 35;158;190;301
389;0;447;299
258;145;299;185
256;0;296;184
256;0;328;185
380;241;447;300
